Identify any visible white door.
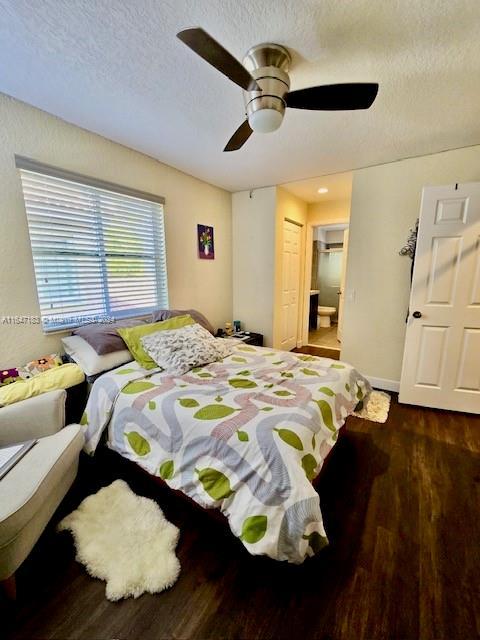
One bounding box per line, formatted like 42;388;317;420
337;228;349;342
280;219;301;351
399;183;480;413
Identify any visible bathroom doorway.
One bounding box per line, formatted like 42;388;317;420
308;223;349;351
278;170;352;356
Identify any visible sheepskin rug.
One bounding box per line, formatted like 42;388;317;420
353;390;391;423
58;479;180;601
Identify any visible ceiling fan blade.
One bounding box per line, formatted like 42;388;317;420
177;28;260;92
286;83;379;110
224;119;253;152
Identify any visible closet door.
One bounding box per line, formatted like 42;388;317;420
399;183;480;413
280;219;302;351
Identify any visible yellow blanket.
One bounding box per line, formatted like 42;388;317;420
0;363;84;406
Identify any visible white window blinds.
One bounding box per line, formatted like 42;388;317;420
18;160;168;332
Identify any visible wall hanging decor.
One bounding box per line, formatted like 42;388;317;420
399;218;419;322
197;224;214;260
399;219;419;260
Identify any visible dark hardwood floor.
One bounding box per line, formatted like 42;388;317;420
3;396;480;640
293;345;340;360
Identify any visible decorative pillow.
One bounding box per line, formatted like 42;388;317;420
151;309;215;335
24;353;62;376
62;336;133;377
141;323;236;376
73;318;148;355
118;315;195;370
0;368;22;386
0;355;60;387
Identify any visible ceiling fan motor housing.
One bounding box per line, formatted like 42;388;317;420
242;43;291;132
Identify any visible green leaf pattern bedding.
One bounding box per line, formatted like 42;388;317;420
82;345;370;563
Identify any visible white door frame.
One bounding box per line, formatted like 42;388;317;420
337;228;350;342
302;220;349;348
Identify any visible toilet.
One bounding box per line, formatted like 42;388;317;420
317;306;336;328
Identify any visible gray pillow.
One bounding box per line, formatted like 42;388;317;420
73;317;148;355
141;323;235;376
151;309;215;335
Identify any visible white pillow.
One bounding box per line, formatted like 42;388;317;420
141;323;236;376
61;335;133;377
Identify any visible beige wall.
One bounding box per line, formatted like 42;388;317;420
0;94;232;366
232;186;308;349
341;144;480;382
273;187;308;349
232;187;276;346
308;198;351;226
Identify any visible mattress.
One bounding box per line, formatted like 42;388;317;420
82;344;371;563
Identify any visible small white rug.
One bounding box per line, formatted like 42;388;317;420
353;390;391;423
58;479;180;601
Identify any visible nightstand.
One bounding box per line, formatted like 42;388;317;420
233;332;264;347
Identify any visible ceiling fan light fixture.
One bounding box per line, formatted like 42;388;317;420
248;108;283;133
176;28;379;151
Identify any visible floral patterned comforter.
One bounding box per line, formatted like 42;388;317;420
82;345;370;563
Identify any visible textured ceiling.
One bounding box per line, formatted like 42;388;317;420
281;172;352;203
1;0;480;192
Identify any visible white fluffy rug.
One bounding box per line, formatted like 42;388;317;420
58;479;181;601
353;390;391;423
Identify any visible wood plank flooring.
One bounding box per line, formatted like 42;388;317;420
293;345;340;360
3;396;480;640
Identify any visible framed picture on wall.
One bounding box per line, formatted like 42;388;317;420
197;224;215;260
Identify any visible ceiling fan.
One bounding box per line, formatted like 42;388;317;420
177;28;379;152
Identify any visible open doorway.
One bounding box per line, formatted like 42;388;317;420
278;170;352;357
308;224;349;351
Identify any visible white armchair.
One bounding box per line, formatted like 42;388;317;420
0;389;67;446
0;391;84;599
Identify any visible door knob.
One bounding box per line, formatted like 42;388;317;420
412;311;422;318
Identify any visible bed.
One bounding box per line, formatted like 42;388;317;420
82;343;371;563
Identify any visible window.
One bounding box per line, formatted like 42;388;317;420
17;156;168;332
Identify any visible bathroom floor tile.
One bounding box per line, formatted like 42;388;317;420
308;325;341;350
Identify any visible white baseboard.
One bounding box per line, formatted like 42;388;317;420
366;376;400;393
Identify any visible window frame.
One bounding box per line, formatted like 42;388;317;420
16;155;168;333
